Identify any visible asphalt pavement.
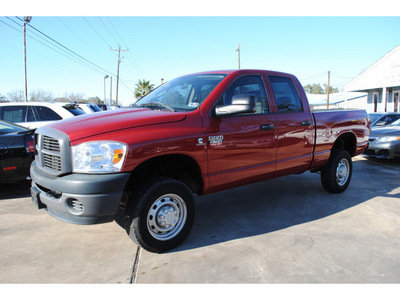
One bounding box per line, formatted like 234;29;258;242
1;156;399;284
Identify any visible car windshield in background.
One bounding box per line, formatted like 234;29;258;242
391;119;400;126
134;74;227;112
369;113;383;123
65;106;86;116
90;104;103;112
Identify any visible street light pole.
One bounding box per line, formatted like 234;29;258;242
23;16;32;102
110;76;112;105
104;75;109;104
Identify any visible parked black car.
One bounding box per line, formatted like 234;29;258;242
365;118;400;159
0;121;35;182
369;112;400;127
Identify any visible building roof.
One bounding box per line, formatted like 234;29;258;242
306;92;367;106
345;45;400;92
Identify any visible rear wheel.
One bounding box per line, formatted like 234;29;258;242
321;150;352;193
124;177;195;253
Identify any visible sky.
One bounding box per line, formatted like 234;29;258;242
1;1;400;107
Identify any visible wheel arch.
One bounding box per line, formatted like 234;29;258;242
331;132;357;157
121;154;204;206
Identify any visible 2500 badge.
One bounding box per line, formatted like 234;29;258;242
208;135;224;145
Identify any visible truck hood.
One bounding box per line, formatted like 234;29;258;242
48;108;187;142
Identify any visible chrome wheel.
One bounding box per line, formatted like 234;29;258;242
147;193;187;241
336;158;350;186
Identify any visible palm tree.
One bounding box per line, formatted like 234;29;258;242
134;79;155;99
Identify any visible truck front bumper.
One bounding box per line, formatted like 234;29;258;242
30;162;131;225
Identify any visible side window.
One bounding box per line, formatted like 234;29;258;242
219;75;269;114
269;76;303;113
34;106;62;121
1;106;27;123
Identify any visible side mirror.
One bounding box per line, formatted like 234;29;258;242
215;94;256;116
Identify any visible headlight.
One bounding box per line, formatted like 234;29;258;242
72;141;127;173
375;136;400;143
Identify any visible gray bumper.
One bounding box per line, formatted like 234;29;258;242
365;141;400;159
30;162;131;225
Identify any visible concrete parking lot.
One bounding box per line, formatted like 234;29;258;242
1;156;399;283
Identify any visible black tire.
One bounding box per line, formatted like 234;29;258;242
124;177;195;253
321;150;352;194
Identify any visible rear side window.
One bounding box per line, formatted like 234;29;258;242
34;106;62;121
1;106;27;123
269;76;303;113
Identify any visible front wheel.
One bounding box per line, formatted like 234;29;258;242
124;177;195;253
321;150;353;193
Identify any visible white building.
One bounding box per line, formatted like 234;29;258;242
307;92;367;111
345;45;400;113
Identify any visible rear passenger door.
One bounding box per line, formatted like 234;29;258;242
268;75;314;175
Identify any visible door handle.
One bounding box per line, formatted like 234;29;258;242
260;124;275;130
301;120;312;126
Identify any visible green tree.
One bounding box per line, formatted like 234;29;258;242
134;79;154;99
303;83;324;94
323;84;339;94
304;83;338;94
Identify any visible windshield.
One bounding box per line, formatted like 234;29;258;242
369;113;383;123
391;118;400;126
89;104;102;112
134;74;227;111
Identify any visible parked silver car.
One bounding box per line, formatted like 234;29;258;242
365;118;400;159
369;112;400;127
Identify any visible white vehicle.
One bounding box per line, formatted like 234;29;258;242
0;102;86;129
77;103;103;114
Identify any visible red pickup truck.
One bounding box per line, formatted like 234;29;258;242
31;69;370;252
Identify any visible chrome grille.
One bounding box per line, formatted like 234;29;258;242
43;153;62;171
43;135;60;152
34;128;72;176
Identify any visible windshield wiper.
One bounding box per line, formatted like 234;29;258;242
136;102;176;112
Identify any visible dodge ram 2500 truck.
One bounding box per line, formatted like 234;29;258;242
30;69;370;253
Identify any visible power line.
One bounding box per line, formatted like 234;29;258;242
0;18;21;32
98;17;120;46
4;17;135;99
82;17;112;49
15;16;117;78
105;17;145;78
1;18;112;89
56;17;115;71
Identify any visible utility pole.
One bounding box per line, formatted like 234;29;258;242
327;71;330;110
111;45;128;106
23;16;32;102
236;43;241;69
